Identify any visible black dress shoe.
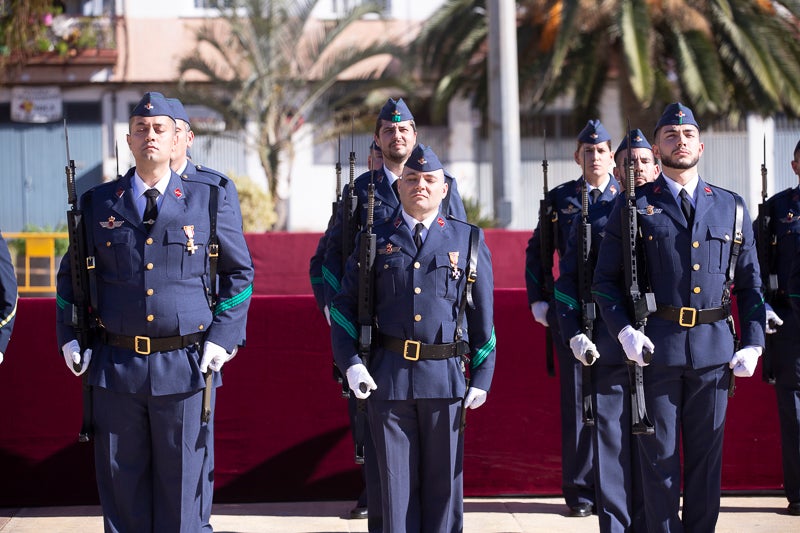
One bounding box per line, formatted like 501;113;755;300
568;503;593;517
787;502;800;516
349;506;368;519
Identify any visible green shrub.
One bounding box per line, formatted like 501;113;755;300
227;173;276;232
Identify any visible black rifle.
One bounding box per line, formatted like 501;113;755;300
621;127;655;436
341;119;358;271
576;174;596;426
63;120;95;443
331;134;350;397
756;136;777;384
353;170;377;464
539;131;556;377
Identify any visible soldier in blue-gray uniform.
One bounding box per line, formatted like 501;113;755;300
168;97;243;222
330;144;496;532
556;130;656;532
309;140;384;521
56;92;254;533
766;138;800;517
525;119;617;517
321;98;466;311
593;103;765;531
0;232;17;364
167;96;246;531
317;99;465;526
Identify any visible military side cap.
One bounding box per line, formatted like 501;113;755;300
378;98;414;123
131;92;174;119
616;128;652;153
167;98;191;126
794;138;800;156
654;102;699;133
577;119;611;144
405;144;442;172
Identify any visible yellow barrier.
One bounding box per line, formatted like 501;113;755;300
1;232;68;295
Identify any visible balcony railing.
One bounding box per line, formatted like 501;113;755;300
18;14;117;65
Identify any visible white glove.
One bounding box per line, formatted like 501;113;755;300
323;305;331;326
729;345;762;377
200;341;232;372
61;340;92;376
765;303;783;334
617;325;654;367
345;363;377;399
0;351;3;365
464;387;488;409
531;301;549;327
569;333;599;366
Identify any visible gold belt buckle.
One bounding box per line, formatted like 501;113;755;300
678;307;697;328
134;335;151;355
403;340;421;361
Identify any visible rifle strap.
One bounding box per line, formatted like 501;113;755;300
83;191;99;315
207;186;220;310
723;196;745;344
455;226;480;342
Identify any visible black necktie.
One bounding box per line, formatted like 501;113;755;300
680;189;694;225
391;179;399;200
143;189;160;231
589;188;601;204
413;222;424;250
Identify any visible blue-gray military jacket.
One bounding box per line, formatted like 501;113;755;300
322;167;467;308
592;175;765;368
755;186;800;305
554;178;626;364
525;176;613;304
330;210;496;399
0;232;17;353
55;170;254;395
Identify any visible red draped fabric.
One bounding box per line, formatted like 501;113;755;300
0;232;783;507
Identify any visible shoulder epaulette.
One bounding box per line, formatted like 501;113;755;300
706;183;742;201
353;169;385;187
194;164;231;188
766;187;794;204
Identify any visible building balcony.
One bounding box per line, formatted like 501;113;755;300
5;14;117;67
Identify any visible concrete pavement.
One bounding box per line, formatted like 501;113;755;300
1;495;799;532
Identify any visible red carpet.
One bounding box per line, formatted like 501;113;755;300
0;231;784;506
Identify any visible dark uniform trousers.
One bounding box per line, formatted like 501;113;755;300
554;179;645;531
528;177;619;509
56;170;253;533
593;175;764;532
330;210;496;533
759;187;800;507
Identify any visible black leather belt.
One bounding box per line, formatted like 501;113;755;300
379;333;469;361
653;305;729;327
101;330;204;355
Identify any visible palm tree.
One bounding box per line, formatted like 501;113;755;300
415;0;800;128
177;0;405;230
